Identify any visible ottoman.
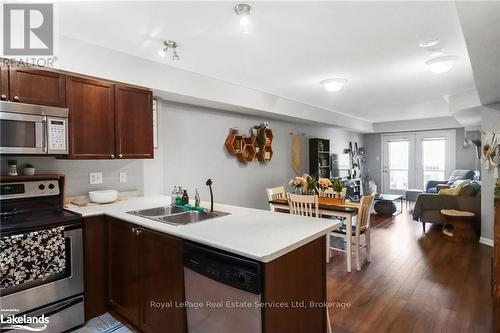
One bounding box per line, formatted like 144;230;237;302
405;189;423;208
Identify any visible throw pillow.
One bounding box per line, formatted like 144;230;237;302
439;180;471;196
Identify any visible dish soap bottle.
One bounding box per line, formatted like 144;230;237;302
194;188;200;208
182;190;189;205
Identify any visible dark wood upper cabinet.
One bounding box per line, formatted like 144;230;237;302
140;228;186;333
108;218;140;327
0;64;8;101
9;67;66;107
66;76;115;159
115;85;153;159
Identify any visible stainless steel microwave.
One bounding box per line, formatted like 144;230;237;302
0;101;69;155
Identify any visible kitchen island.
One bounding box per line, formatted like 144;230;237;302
66;195;340;333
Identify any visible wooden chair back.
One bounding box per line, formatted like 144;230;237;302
287;193;319;217
266;186;286;201
356;195;374;234
321;188;347;198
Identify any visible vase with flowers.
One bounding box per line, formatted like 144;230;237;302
289;176;307;194
318;178;333;196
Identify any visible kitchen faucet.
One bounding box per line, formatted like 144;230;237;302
206;179;214;213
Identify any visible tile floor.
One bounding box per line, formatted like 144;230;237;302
71;313;132;333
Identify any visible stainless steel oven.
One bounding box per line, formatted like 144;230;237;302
0;101;69;155
1;179;84;332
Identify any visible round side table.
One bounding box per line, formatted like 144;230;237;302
440;209;477;243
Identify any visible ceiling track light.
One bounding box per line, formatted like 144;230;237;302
320;78;347;92
158;40;180;62
234;3;252;33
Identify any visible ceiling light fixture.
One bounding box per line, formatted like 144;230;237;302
425;55;458;73
427;47;444;58
234;3;252;34
320;78;347;92
419;38;439;48
159;40;180;61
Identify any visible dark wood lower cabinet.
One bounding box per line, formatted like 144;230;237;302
108;218;141;327
83;216;108;321
140;228;186;333
107;217;186;332
262;236;327;333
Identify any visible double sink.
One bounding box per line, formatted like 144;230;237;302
127;205;229;226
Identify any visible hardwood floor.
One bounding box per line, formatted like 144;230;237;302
326;206;495;333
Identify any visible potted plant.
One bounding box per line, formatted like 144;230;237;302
332;179;345;199
303;174;318;195
253;124;266;153
289;176;307;194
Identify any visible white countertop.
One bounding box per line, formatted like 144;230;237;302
65;195;340;263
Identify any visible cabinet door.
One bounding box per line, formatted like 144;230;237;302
83;216;108;320
115;85;153;159
66;76;115;159
140;229;186;333
0;64;8;101
108;218;140;327
9;67;66;107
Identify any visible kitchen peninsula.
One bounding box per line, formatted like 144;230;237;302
66;195;340;333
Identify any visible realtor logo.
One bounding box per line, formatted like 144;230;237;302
3;3;53;56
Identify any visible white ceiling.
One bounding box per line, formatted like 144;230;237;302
58;1;476;123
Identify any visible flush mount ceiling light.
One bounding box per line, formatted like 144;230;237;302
158;40;180;62
425;55;458;73
320;78;347;92
234;3;252;34
427;47;444;58
419;38;439;48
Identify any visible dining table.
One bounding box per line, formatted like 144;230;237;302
268;197;360;272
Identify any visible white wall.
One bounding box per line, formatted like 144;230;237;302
152;101;363;210
480;104;500;243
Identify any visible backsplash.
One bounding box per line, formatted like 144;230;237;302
0;156;144;196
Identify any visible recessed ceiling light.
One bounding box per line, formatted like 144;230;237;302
320;78;347;92
419;38;439;48
425;55;458;73
234;3;252;34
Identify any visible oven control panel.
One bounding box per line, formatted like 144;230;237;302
47;117;68;153
0;181;60;200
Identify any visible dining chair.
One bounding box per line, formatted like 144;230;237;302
266;186;286;212
287;192;332;333
328;195;374;271
287;193;319;217
321;188;347;198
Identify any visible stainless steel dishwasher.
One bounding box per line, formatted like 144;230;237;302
183;242;263;333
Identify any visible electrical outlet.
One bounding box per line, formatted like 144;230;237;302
119;172;127;183
89;172;103;185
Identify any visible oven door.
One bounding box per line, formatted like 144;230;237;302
0;112;46;154
0;225;84;314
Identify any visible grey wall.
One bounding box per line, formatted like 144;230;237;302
0;157;145;197
481;105;500;242
156;101;364;210
362;128;480;190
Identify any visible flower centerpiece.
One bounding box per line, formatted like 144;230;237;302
289;176;307;194
318;178;332;196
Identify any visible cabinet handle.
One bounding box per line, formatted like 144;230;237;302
1;94;6;100
13;96;19;101
135;229;141;236
111;154;115;159
118;154;123;158
131;227;136;233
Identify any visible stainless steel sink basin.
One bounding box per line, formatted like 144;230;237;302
158;210;229;225
129;205;185;217
127;205;229;226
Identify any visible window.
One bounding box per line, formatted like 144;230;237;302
422;138;446;185
388;141;409;190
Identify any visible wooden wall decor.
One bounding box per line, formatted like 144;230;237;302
225;127;273;164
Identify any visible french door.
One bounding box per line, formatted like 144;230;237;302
382;130;456;194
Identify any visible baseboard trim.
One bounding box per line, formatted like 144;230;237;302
479;237;494;247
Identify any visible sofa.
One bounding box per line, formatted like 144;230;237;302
425;169;479;193
413;180;481;233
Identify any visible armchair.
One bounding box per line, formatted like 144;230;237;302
425;169;479;193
